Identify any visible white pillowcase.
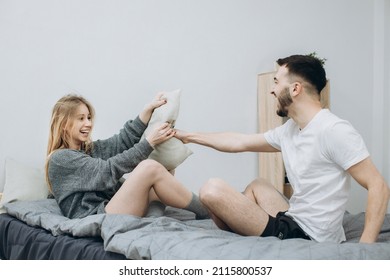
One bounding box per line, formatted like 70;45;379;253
0;158;49;214
142;89;193;170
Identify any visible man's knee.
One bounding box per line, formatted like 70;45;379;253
244;177;289;207
245;178;273;192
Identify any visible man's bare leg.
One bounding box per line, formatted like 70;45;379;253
242;178;289;217
199;177;289;236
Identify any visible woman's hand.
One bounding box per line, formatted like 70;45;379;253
139;92;167;125
146;122;175;147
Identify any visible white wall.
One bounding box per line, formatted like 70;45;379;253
384;0;390;199
385;0;390;212
0;0;388;213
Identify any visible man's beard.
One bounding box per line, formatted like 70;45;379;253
276;87;293;117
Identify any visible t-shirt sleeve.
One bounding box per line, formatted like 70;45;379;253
263;120;293;151
323;121;369;170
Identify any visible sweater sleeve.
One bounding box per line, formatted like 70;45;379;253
92;116;148;160
49;139;154;194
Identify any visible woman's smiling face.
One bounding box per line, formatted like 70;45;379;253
67;103;92;150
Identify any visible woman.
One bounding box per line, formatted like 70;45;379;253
45;93;208;219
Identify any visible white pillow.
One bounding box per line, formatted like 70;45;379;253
142;89;193;170
0;158;49;214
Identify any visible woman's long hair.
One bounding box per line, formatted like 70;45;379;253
45;94;95;192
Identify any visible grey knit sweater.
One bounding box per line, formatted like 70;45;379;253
48;116;154;219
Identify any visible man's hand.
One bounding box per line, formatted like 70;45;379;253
173;129;190;144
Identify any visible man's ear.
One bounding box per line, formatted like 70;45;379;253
290;82;303;97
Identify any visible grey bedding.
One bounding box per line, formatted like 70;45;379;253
3;199;390;259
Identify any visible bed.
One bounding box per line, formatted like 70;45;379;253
1;72;389;260
1;198;390;260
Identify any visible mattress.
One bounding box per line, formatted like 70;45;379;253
0;213;126;260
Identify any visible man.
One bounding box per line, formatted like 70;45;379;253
174;54;389;243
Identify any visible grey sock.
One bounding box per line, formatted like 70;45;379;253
184;193;210;220
146;201;166;218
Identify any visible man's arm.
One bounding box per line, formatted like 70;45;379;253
347;157;390;243
174;130;279;153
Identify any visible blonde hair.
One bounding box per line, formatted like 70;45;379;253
45;94;95;192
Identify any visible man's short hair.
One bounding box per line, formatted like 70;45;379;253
276;55;327;94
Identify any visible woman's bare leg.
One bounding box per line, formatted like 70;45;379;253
105;159;192;216
105;159;206;217
145;188;166;217
199;177;289;236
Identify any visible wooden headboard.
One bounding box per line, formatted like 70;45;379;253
257;71;330;197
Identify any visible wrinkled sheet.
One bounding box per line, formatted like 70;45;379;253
4;199;390;260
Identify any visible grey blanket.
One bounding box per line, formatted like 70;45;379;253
4;199;390;259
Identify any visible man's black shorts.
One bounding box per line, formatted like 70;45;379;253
261;212;310;240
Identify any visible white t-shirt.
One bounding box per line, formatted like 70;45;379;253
264;109;369;243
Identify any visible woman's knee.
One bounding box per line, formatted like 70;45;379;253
199;178;226;205
135;159;165;177
121;159;166;193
